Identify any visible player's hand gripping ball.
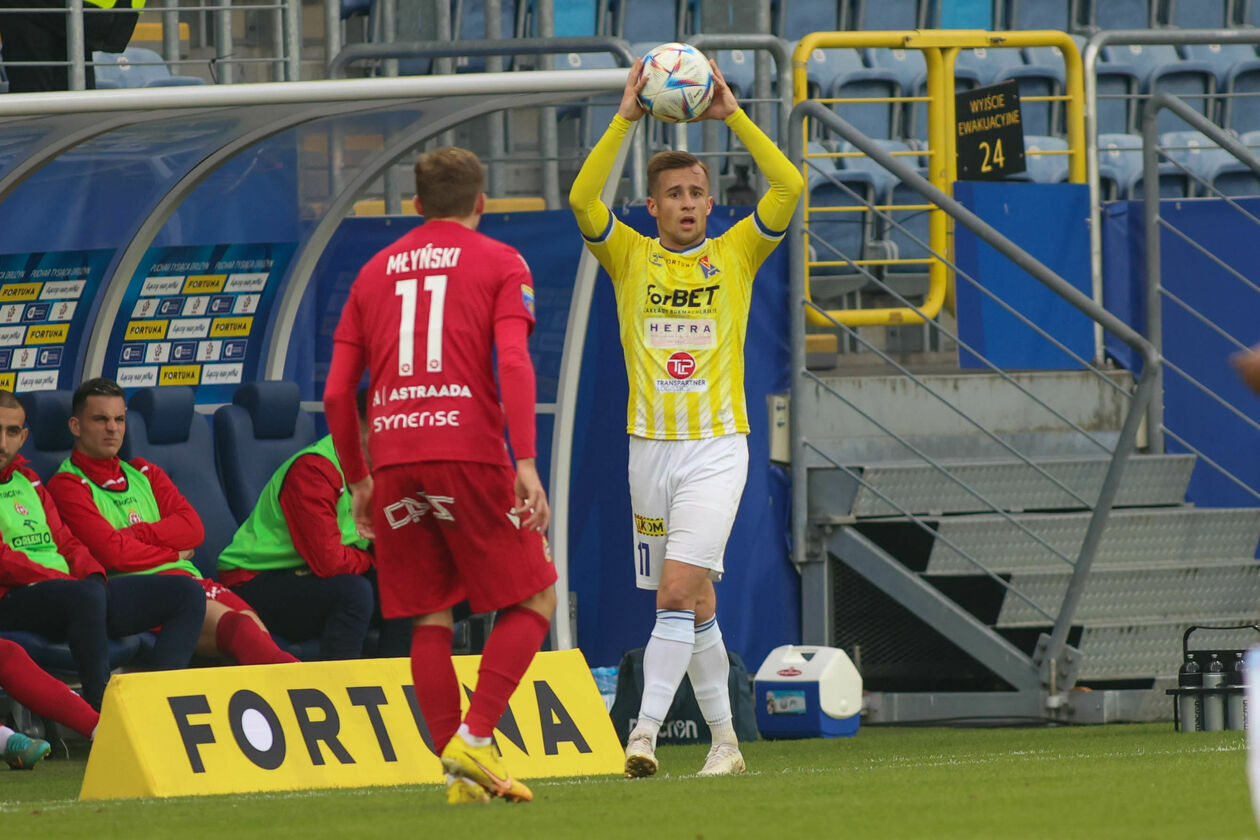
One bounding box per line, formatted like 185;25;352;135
637;42;716;123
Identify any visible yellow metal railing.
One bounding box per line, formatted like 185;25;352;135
793;30;1085;327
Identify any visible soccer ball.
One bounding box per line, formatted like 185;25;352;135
637;42;715;124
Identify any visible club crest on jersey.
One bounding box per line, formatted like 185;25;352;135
521;284;535;317
13;502;27;516
128;510;142;525
698;255;721;279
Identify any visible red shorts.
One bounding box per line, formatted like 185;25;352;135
371;461;556;618
192;574;253;612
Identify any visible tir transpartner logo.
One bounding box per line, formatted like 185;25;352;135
655;351;708;393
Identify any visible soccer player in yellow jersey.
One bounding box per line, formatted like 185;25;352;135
569;59;803;778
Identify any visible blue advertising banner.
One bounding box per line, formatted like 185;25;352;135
102;243;295;402
0;249;110;393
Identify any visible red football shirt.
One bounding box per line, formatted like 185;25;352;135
332;220;536;470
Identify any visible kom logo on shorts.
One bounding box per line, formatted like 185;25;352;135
383;492;454;528
634;514;666;536
666;351;696;380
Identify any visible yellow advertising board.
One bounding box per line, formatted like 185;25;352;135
80;649;621;800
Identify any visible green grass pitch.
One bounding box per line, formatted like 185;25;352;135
0;724;1253;839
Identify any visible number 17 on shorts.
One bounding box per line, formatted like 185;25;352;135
633;512;667;590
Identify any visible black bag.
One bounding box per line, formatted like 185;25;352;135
609;647;760;746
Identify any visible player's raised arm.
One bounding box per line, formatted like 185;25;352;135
568;59;648;240
703;60;804;236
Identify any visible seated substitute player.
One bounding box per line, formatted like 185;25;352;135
324;146;556;805
0;389;205;709
47;378;297;667
218;389;408;660
0;637;102;769
569;59;803;777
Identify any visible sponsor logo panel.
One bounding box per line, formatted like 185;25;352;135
0;373;14;391
0;326;25;346
224;272;268;293
0;305;23;324
145;342;172;364
22;303;49;322
26;324;68;344
645;317;717;349
201;363;242;384
17;370;57;391
182;296;210;317
49;301;76;322
209;316;252;337
141;276;183;297
39;280;86;300
159;365;201;386
197;340;222;361
634;514;666;536
10;347;36;369
232;294;259;315
35;347;62;369
0;283;41;301
125;320;169;340
132;298;160;319
181;274;227;294
168;318;211;339
117;366;159;388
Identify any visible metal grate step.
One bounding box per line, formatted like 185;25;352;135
1072;620;1260;681
922;507;1260;574
808;453;1195;519
995;563;1260;627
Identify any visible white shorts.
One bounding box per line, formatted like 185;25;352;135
627;434;749;590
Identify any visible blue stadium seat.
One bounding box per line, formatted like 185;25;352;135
807;167;877;275
1094;62;1142;134
1088;0;1153;29
1005;0;1078;30
809;49;902;140
714;48;760;98
693;0;768;33
1206;130;1260;195
213;381;318;526
850;0;924;29
93;48;205;88
1097;132;1145;199
16;390;73;482
955;46;1025;87
1223;59;1260;135
613;0;680;42
1011;135;1070;184
119;386;235;580
865;48;926;140
1167;0;1231;28
1181;43;1258;94
837;138;909;201
777;0;840;40
1159;129;1236;196
884;174;934;284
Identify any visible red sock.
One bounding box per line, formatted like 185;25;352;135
464;606;551;738
216;611;301;665
411;624;461;755
0;639;99;738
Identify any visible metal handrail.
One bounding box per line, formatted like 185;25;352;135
791;99;1161;697
1083;28;1260;364
1141;92;1260;461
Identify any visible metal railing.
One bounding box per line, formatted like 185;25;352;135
790;99;1160;705
1142;93;1260;508
0;0;301;88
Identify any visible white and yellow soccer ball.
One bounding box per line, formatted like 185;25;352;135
636;42;716;124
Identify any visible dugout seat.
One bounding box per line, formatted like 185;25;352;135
16;389;74;482
119;386;235;580
213;381;318;526
92;48;205;88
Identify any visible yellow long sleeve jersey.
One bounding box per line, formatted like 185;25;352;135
569;109;803;440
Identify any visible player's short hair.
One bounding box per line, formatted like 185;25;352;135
414;147;486;219
72;377;125;417
647;150;711;197
0;389;23;417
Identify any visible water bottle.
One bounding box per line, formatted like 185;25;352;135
1179;654;1202;733
1203;653;1227;731
1229;651;1247;731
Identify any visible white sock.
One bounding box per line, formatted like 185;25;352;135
0;724;12;752
636;609;696;742
456;723;491;748
688;616;737;745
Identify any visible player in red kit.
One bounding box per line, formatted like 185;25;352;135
324;146;556;806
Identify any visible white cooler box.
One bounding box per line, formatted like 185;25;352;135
754;645;862;738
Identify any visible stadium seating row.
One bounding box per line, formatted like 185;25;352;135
347;0;1258;49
